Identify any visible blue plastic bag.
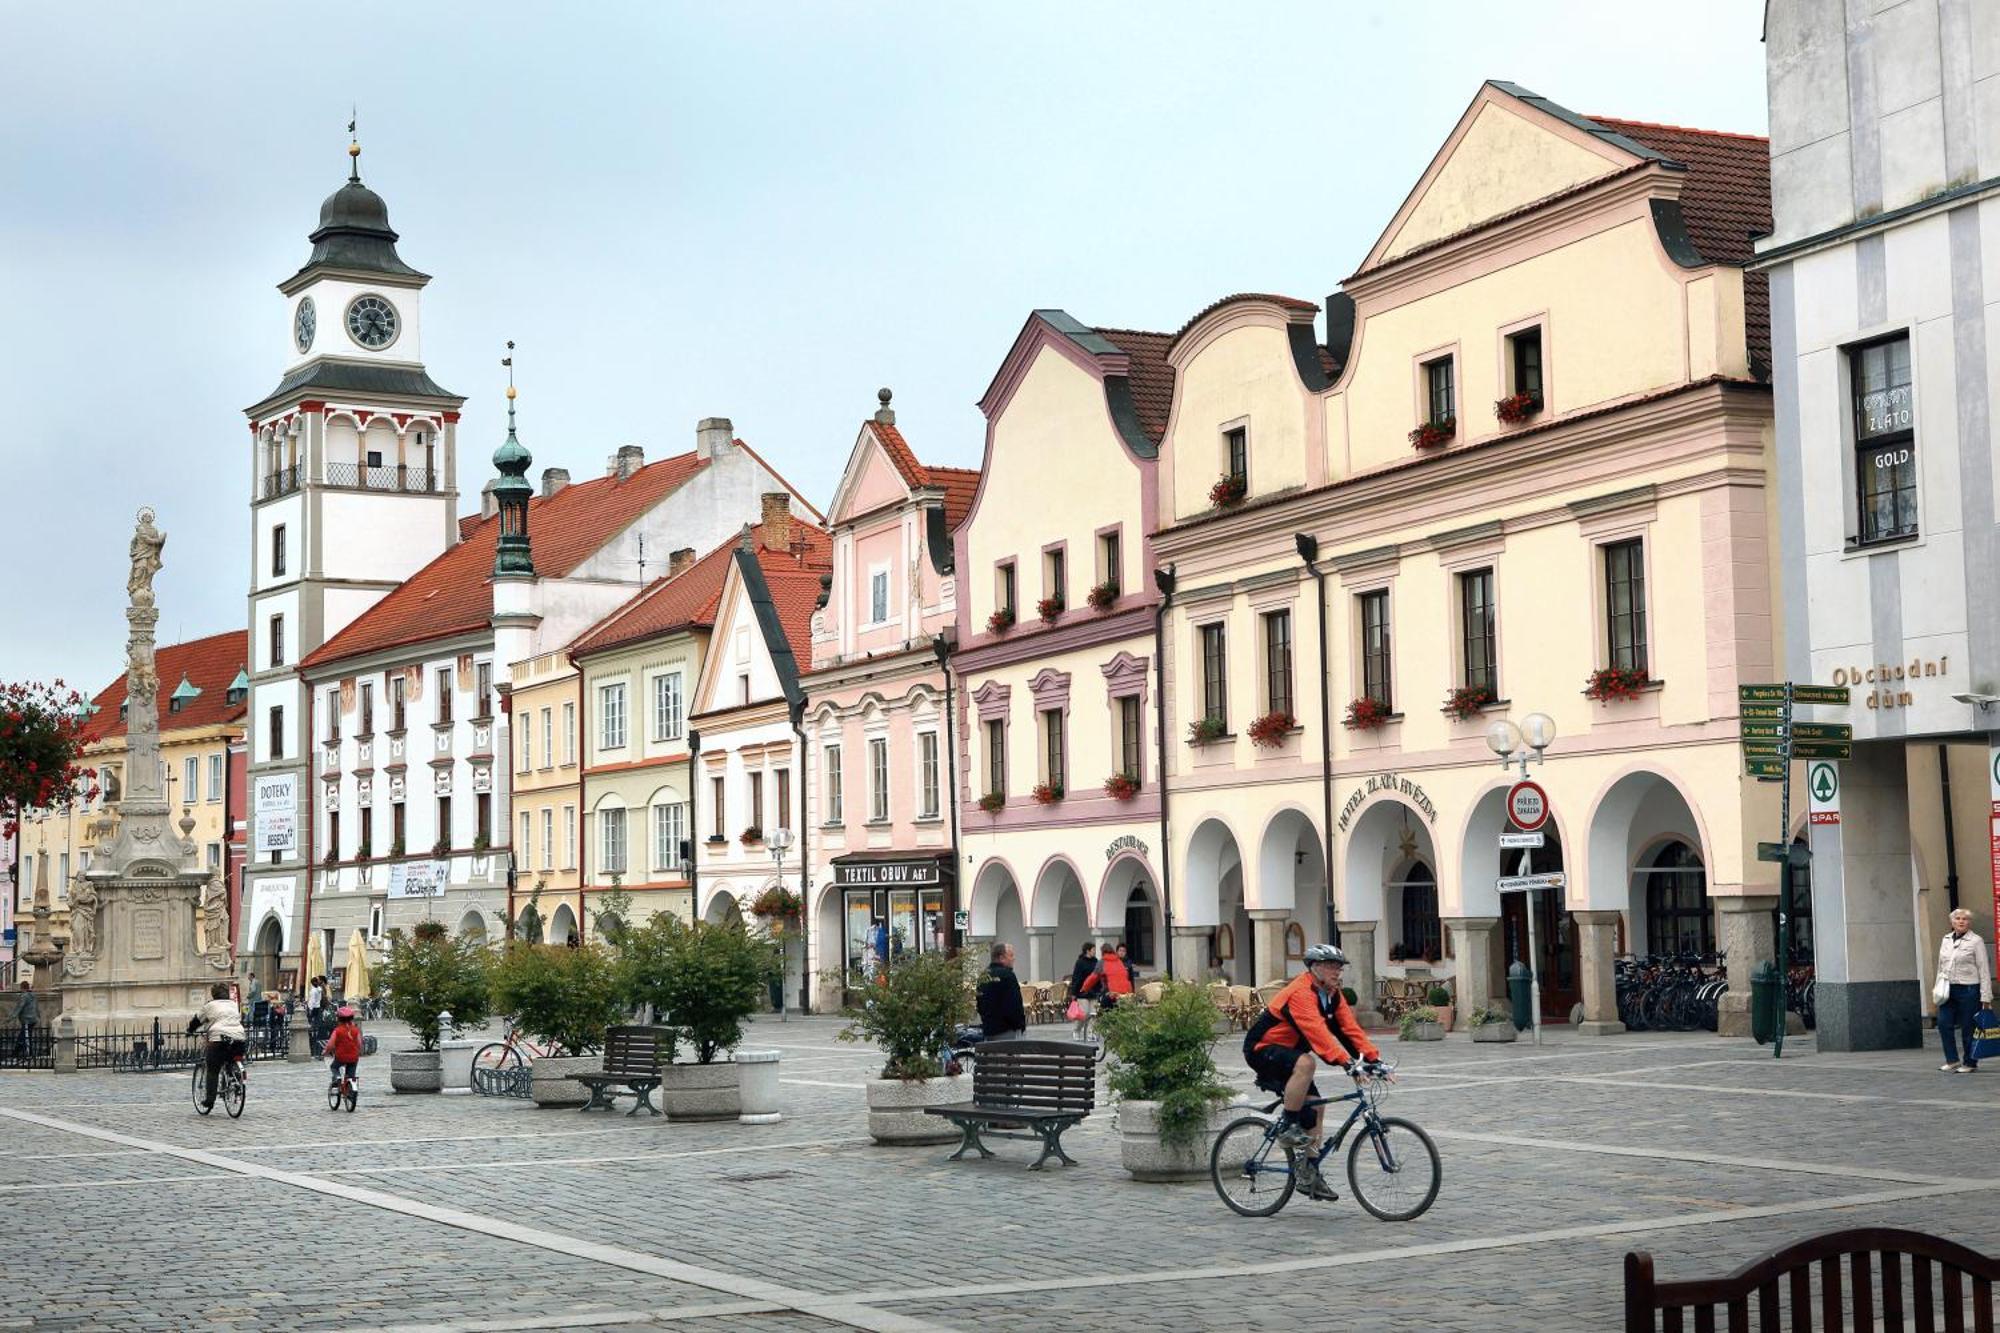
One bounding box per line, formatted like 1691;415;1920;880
1972;1009;2000;1064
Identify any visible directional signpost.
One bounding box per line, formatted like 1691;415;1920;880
1737;682;1850;1057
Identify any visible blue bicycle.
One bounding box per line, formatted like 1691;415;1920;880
1209;1060;1441;1220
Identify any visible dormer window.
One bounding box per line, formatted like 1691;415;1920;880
1225;427;1247;484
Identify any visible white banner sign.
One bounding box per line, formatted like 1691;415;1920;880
253;774;298;853
1497;872;1565;893
387;859;450;900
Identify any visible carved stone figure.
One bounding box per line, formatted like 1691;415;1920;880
196;871;231;963
127;507;165;607
62;879;98;976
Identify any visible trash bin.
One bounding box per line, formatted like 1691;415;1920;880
1507;961;1533;1031
768;975;785;1013
1750;960;1779;1045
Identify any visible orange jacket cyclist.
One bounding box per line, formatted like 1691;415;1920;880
1243;944;1381;1196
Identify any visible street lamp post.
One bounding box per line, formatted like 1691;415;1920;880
767;825;796;1021
1485;712;1557;1045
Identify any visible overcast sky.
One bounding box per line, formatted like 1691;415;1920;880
0;3;1769;690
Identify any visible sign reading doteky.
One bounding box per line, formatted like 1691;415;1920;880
253;774;298;853
1506;780;1549;832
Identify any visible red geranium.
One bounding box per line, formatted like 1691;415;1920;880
0;680;97;838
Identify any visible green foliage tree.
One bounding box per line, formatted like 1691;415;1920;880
0;680;96;838
1095;980;1233;1151
488;940;625;1056
619;916;776;1063
837;950;975;1081
379;920;491;1052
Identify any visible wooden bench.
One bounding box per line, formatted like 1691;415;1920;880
924;1039;1096;1170
568;1025;670;1116
1625;1227;1999;1332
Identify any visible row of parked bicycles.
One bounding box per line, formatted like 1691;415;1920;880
1613;952;1817;1032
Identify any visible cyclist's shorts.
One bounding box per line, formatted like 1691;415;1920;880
1247;1043;1321;1127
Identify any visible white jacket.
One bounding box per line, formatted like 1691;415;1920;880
196;998;246;1042
1937;930;1993;1003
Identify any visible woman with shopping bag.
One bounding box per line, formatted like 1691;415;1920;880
1066;941;1097;1038
1934;908;1993;1072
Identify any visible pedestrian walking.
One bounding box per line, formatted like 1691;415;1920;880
977;942;1028;1042
1115;941;1141;989
1080;941;1134;1013
13;981;38;1058
1935;907;1993;1072
1066;942;1097;1038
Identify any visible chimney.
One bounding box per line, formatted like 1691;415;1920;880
540;466;570;498
667;546;696;578
695;417;733;460
874;387;895;425
760;492;793;552
480;478;500;519
608;444;644;480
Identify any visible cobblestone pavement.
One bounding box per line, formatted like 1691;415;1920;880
0;1017;1993;1331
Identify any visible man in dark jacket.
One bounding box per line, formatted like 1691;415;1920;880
977;942;1028;1041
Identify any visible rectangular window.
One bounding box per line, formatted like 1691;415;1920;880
392;802;406;853
360;683;374;735
269;614;285;668
599;683;627;750
563;703;576;763
749;771;764;831
1359;590;1393;709
1043;547;1066;611
431;669;450;725
654;802;686;871
1263;610;1294;718
207;753;223;802
1509;328;1543;403
996;561;1016;618
1459;568;1497;694
1041;709;1065;791
58;852;68;894
562;805;576;869
436;796;451;850
1119;696;1142;783
869;739;889;822
1097;530;1122;597
327;689;341;741
652;673;683;742
918;732;940;819
268;705;284;760
358;807;372;859
739;673;752;706
519;811;531;865
870;570;889;624
541;708;553;767
1852;334;1917;543
1225;426;1247;482
540;807;553;871
1603;539;1648;674
328;810;344;861
1424;356;1455;425
825;744;843;823
181;756;197;801
601;807;626;874
476;793;492;847
711;776;726;839
985;718;1006;798
390;675;405;731
520;716;533;772
474;662;493;718
207;842;222;872
271;524;287;578
1200;623;1227;727
775;768;791;831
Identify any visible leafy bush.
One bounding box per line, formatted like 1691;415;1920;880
379;920;490;1052
838;949;974;1081
620;917;777;1064
1397;1006;1441;1040
1425;984;1452;1006
1469;1006;1509;1027
1095;981;1233;1151
488;941;625;1056
1341;986;1358;1006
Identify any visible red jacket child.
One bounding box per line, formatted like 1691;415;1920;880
322;1013;363;1064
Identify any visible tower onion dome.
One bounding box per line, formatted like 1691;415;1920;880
492;383;535;577
290;139;426;283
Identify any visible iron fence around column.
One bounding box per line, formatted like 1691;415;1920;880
0;1025;52;1070
74;1018;293;1072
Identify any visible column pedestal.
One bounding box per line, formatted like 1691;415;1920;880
1247;908;1292;987
1170;926;1210;984
1336;919;1382;1027
1025;928;1055;985
1717;895;1778;1038
1444;916;1503;1014
1573;910;1625;1035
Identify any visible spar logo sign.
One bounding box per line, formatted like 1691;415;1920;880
1807;761;1840;825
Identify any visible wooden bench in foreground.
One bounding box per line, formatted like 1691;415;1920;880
925;1039;1095;1170
569;1024;669;1116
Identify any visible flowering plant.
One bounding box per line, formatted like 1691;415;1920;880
1086;580;1119;611
1246;710;1297;748
749;885;802;920
1442;684;1496;720
1035;596;1063;624
739;825;764;845
1186;715;1227;745
1343;696;1392;731
986;607;1015;635
1103;772;1139;801
1494;392;1541;424
1408;417;1456;449
1208;473;1247;508
0;680;96;838
1584;666;1651;702
1031;782;1064;805
978;792;1005;813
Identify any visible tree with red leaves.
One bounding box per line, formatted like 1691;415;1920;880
0;680;97;838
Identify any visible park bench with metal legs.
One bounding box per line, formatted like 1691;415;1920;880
925;1040;1095;1170
568;1025;669;1116
1624;1226;1998;1332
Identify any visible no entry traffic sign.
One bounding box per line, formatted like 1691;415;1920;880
1507;779;1549;832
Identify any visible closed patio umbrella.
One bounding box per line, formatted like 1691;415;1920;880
305;932;327;994
345;929;370;1002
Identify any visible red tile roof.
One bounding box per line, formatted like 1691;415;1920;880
760;555;831;666
926;466;981;530
1094;328;1176;445
872;420;928;491
1171;292;1318;346
867;420;980;528
84;629;247;742
303;451;711;670
569;518;830;659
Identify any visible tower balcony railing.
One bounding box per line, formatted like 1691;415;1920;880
323;463;439;494
261;465;301;499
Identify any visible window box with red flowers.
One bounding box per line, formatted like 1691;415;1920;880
1035;596;1063;625
1246;710;1297;748
978;792;1005;814
1408;417;1457;450
1186;715;1227;746
1103;772;1139;801
1583;666;1651;702
1442;685;1496;720
1343;696;1392;731
1086;580;1119;612
986;607;1015;635
739;825;764;846
1030;782;1064;805
1494;392;1541;424
1209;473;1247;509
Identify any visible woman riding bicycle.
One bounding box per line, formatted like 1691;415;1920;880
1242;944;1382;1199
186;981;247;1112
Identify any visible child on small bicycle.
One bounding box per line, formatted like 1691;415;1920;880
322;1005;363;1098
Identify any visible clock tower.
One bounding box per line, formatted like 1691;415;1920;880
238;135;464;978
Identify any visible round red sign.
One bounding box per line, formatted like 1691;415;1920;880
1507;780;1549;832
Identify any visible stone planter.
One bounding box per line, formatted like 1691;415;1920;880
865;1075;965;1145
1470;1022;1517;1043
660;1061;741;1121
389;1049;442;1094
736;1050;782;1125
439;1038;480;1094
1400;1021;1445;1042
1116;1100;1238;1182
529;1054;598;1108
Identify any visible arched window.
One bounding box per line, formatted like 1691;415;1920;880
1642;840;1711;957
1394;862;1441;963
1122;886;1157;966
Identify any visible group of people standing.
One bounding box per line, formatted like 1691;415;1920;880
975;939;1140;1044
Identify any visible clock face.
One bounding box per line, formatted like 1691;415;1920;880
294;297;316;354
345;294;399;350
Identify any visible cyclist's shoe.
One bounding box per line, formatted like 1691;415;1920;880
1275;1117;1311;1148
1295;1165;1340;1202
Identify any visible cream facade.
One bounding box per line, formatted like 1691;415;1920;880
508;648;585;942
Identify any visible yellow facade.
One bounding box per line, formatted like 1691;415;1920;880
505;649;583;942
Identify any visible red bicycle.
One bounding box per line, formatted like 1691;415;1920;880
326;1063;358;1113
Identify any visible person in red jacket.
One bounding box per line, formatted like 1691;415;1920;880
322;1005;364;1098
1077;941;1135;1011
1242;944;1382;1199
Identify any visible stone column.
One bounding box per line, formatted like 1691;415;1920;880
1716;895;1778;1037
1025;928;1055;984
1809;743;1922;1050
1170;926;1210;983
1573;910;1625;1035
287;1013;312;1062
1336;919;1381;1026
1247;909;1292;987
1444;916;1503;1012
52;1014;75;1075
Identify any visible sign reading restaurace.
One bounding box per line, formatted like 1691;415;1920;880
1506;780;1549;832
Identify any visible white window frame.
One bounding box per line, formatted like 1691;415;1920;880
599;682;627;750
540;707;552;770
654;801;687;871
918;730;940;820
652;671;684;743
563;703;576;764
869;564;890;626
824;744;843;824
520;811;532;866
541;807;554;872
207;752;224;802
600;806;627;874
868;738;890;823
562;804;576;869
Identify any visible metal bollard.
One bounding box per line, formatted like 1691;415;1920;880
1749;960;1779;1046
1507;961;1533;1032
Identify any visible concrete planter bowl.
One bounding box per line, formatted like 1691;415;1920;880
1401;1021;1446;1042
865;1075;965;1145
660;1061;741;1122
528;1055;599;1108
1470;1022;1517;1043
1117;1100;1237;1183
389;1049;443;1094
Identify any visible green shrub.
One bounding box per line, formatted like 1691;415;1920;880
1426;984;1452;1007
379;921;490;1052
488;941;625;1056
620;916;777;1064
1340;986;1358;1006
837;950;974;1081
1469;1005;1508;1028
1095;981;1233;1152
1397;1006;1441;1041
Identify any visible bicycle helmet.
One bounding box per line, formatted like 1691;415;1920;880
335;1005;357;1019
1302;944;1349;966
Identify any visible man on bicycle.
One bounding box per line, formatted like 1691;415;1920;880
186;981;247;1112
1243;944;1382;1198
